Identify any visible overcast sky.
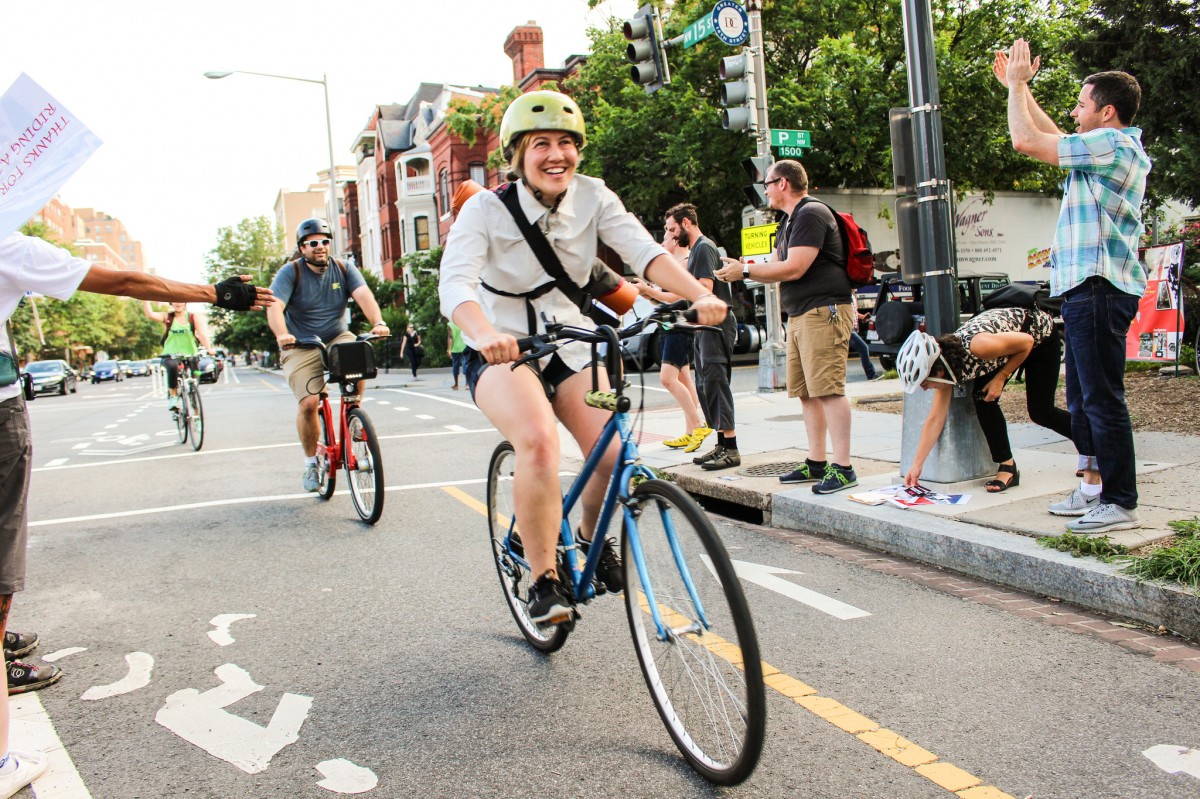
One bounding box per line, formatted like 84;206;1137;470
7;0;640;283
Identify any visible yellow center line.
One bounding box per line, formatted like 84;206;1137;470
442;485;1015;798
258;378;279;391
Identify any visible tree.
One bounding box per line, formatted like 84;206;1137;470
1065;0;1200;207
203;216;285;355
397;248;449;369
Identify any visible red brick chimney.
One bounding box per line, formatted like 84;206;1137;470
504;21;544;85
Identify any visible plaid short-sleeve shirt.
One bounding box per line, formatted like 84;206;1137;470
1049;127;1151;298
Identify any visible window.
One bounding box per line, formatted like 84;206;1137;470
469;162;486;186
414;216;429;251
438;169;450;218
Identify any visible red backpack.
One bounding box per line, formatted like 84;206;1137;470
800;198;877;288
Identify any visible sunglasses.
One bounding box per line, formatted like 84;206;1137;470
303;238;331;248
763;177;783;187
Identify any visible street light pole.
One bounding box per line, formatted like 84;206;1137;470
204;69;343;255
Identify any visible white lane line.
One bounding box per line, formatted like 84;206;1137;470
32;428;496;473
316;758;379;794
31;476;490;527
415;414;434;420
80;652;155;700
72;443;90;450
444;425;468;432
375;400;390;405
103;424;118;429
42;647;87;662
209;614;257;646
393;407;409;412
8;692;93;798
385;387;480;411
44;458;68;468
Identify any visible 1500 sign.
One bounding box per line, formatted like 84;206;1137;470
775;145;808;157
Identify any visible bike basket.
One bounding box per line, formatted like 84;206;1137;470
328;341;377;383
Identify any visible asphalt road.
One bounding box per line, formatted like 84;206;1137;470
12;365;1200;799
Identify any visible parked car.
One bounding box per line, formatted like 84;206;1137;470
23;359;77;395
118;359;133;376
91;360;125;383
126;360;150;377
865;272;1011;371
196;354;224;383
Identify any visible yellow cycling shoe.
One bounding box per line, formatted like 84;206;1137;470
682;425;713;453
663;432;693;448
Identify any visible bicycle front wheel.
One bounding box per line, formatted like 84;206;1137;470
188;384;204;451
485;441;570;653
622;479;766;785
317;407;336;500
174;393;188;444
345;408;384;524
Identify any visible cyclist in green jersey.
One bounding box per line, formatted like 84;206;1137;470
143;301;214;410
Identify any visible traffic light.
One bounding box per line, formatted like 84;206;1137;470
719;49;757;133
741;155;774;210
623;5;670;94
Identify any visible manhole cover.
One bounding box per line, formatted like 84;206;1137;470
739;462;796;477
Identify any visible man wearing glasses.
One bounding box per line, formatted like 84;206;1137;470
268;218;389;492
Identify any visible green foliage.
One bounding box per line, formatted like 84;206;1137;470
1037;531;1129;560
397;247;450;369
565;0;1084;255
444;85;523;172
1118;518;1200;592
202;216;286;355
1065;0;1200;207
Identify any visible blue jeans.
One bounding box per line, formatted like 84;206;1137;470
1061;277;1139;508
450;350;467;382
848;332;877;379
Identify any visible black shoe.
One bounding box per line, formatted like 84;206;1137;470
693;445;723;465
527;572;574;625
581;536;624;594
7;660;62;694
812;463;859;495
3;631;38;660
779;461;826;484
700;447;741;471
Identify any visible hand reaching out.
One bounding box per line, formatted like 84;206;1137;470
1003;39;1040;86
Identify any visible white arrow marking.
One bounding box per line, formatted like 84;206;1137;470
316;758;379;794
703;556;871;620
42;646;87;662
156;663;312;774
208;613;257;646
1144;745;1200;780
81;652;155;700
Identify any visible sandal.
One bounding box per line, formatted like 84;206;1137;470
985;462;1020;493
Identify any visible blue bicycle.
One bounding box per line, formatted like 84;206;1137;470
485;302;766;785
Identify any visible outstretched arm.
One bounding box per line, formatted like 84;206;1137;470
1005;40;1063;165
142;300;168;323
993;49;1062;136
79;268;273;310
903;385;953;487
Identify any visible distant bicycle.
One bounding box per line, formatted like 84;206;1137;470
167;356;204;452
293;334;386;524
485;301;766;785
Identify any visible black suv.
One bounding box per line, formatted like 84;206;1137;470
864;272;1011;370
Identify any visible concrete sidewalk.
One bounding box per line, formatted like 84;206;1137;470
635;376;1200;641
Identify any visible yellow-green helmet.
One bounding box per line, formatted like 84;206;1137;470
499;90;587;159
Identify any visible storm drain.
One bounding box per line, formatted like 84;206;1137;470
738;462;796;478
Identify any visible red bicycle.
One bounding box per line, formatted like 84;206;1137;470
294;334;386;524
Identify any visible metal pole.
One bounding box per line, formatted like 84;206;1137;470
746;0;787;390
321;73;342;255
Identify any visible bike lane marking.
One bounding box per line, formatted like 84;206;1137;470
441;484;1018;799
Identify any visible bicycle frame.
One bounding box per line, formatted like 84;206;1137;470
315;386;363;474
497;366;712;643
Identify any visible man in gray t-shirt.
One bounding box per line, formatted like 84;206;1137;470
267;218;390;492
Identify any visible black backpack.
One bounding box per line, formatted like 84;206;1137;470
980;283;1063;317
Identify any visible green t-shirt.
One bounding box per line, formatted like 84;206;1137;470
161;314;199;356
448;322;466;354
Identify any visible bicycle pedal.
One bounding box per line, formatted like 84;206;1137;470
538;611;573;628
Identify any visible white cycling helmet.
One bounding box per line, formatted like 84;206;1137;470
896;330;957;393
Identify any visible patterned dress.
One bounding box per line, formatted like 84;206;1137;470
952;308;1054;383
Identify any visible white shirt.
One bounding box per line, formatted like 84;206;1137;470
439;174;667;370
1;232;91;402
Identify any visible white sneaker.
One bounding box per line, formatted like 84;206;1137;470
1047;488;1101;517
1065;503;1140;534
0;749;50;799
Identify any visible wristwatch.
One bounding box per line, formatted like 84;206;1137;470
742;264;751;280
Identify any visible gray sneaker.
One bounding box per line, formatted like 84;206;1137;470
1047;487;1101;517
699;447;741;471
1065;503;1140;534
302;465;320;492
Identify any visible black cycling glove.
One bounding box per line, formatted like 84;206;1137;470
213;277;258;311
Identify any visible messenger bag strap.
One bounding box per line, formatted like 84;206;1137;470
497;183;591;316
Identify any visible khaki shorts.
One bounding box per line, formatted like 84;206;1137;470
0;396;32;594
785;303;853;399
281;331;357;401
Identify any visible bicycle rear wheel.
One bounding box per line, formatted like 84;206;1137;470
485;441;570;653
317;406;336;499
622;479;766;785
345;408;384;524
174;393;188;444
188;383;204;451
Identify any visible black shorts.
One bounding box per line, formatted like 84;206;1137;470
464;348;582;403
660;330;693;368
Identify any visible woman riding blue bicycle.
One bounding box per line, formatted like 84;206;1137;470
438;90;727;624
